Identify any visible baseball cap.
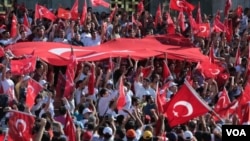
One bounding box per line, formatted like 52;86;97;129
5;68;10;73
23;75;31;81
183;130;193;140
126;129;136;138
169;82;178;87
143;130;153;140
82;131;92;141
39;80;48;86
103;126;113;135
107;79;113;85
82;108;92;115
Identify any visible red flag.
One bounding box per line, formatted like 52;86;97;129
156;84;167;113
166;12;175;34
169;0;195;12
64;112;76;141
109;4;118;23
164;80;211;127
0;47;5;57
235;45;241;66
10;14;17;38
137;0;144;16
154;4;162;28
213;18;225;32
199;60;221;79
23;13;30;28
0;134;4;141
224;18;233;42
241;103;250;125
178;10;185;32
71;0;79;20
212;100;238;122
64;47;77;99
26;78;43;108
58;8;72;20
214;88;231;112
80;0;87;25
196;23;210;38
195;2;202;24
88;64;95;95
35;4;57;21
209;45;215;64
188;14;199;34
236;5;243;17
10;57;37;75
141;66;152;78
108;56;114;71
162;60;171;82
56;71;66;98
91;0;110;8
224;0;232;16
117;75;126;110
8;110;35;141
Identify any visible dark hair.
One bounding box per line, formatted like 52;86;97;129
59;106;67;115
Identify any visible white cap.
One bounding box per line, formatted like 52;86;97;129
183;131;193;140
107;79;113;85
103;126;113;135
39;80;48;86
213;126;222;133
23;75;30;81
82;108;92;115
5;68;10;73
169;82;178;87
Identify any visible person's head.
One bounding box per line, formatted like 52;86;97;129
58;29;65;38
2;31;10;39
5;68;12;78
143;78;151;87
142;130;153;141
168;82;178;93
103;126;113;139
99;88;109;97
74;32;81;41
126;129;136;140
37;27;45;37
59;106;67;115
183;130;194;141
82;108;92;118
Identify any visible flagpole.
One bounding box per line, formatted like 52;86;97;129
9;109;36;117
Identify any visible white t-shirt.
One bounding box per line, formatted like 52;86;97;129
53;38;69;44
74;88;85;106
1;78;16;101
83;86;99;102
83;35;101;47
97;93;116;117
80;32;91;45
134;81;156;99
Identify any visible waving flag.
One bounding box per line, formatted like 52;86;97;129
166;12;175;34
88;64;95;95
155;4;162;28
23;13;30;28
214;88;231;112
9;110;35;141
26;78;43;108
57;8;71;20
170;0;195;12
64;112;76;141
117;75;126;110
35;4;57;21
196;23;210;38
137;0;144;16
109;4;118;23
162;60;171;82
64;47;77;99
224;0;232;16
195;1;202;24
80;0;87;25
10;14;17;38
178;10;185;32
164;80;211;127
10;57;37;75
71;0;79;20
91;0;110;8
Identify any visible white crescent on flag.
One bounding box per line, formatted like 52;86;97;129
176;0;185;8
173;100;193;117
15;119;27;135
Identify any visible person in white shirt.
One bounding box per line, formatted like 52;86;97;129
134;78;156;100
80;23;92;45
53;29;69;44
0;30;20;46
97;88;117;117
83;30;101;47
1;65;16;103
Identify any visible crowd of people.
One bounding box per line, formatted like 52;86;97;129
0;2;249;141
